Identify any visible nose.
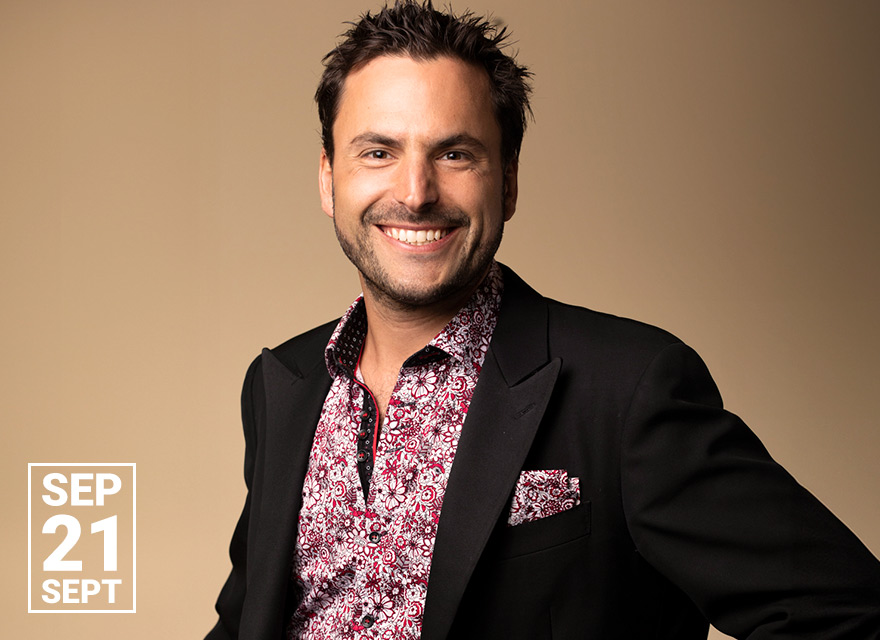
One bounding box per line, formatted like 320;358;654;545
393;156;439;212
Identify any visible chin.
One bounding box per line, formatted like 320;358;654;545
363;264;489;310
365;279;453;309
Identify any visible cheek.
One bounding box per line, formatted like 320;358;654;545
446;175;502;211
469;189;507;228
339;173;388;209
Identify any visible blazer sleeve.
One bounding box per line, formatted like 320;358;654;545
620;341;880;639
206;355;262;640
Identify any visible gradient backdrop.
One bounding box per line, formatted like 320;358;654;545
2;1;878;638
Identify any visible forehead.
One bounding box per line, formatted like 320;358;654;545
334;55;500;149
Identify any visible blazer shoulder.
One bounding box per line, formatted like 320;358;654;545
496;264;692;383
545;297;683;357
540;297;726;415
248;319;339;380
271;318;338;357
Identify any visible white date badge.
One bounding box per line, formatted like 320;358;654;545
28;463;136;613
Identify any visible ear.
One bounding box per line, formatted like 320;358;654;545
502;157;518;222
319;148;334;218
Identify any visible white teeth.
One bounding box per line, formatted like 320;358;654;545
383;227;448;246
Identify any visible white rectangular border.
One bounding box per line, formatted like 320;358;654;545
28;463;137;613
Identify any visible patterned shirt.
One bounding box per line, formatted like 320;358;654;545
288;264;503;640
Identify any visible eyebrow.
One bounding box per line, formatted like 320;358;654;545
347;132;490;155
434;134;489;155
348;132;400;149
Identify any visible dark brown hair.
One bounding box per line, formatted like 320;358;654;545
316;0;532;166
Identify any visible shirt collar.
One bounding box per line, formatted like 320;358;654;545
325;262;504;378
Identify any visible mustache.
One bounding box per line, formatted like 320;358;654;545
362;202;469;228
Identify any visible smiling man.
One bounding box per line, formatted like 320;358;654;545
206;2;880;639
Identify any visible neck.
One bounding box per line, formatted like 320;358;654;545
358;260;494;373
354;268;489;424
359;280;477;370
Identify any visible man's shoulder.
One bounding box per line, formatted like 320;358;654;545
501;265;682;355
247;319;339;381
543;298;689;381
545;297;680;350
272;319;339;357
497;266;695;386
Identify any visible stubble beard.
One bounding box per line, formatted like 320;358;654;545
332;199;504;312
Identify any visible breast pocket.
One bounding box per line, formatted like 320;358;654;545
490;500;591;561
506;469;581;527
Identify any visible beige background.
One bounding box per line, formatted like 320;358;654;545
2;1;878;638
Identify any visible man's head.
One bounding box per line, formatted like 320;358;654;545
317;2;532;312
316;0;532;168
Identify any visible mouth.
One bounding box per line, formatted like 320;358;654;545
381;226;451;246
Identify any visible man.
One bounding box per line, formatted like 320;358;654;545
207;2;880;638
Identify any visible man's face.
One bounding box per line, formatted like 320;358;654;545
319;55;517;310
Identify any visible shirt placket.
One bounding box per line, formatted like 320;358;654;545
353;356;450;635
351;376;378;502
335;377;378;636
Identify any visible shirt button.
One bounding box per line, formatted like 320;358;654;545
357;450;370;463
360;410;370;420
357;429;369;440
362;614;375;628
368;531;382;543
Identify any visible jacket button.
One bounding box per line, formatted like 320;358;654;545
368;531;382;543
362;614;375;628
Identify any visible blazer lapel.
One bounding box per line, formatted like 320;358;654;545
256;345;331;543
244;341;332;635
422;267;561;640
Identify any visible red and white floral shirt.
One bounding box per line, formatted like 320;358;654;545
288;264;503;639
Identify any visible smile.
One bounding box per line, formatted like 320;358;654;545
382;227;450;246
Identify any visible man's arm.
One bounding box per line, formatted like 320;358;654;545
621;341;880;638
206;355;262;640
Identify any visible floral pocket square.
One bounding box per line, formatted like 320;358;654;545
507;469;581;527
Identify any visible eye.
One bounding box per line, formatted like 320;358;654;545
441;151;466;161
366;150;389;160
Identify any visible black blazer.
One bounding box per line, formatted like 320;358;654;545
207;265;880;640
